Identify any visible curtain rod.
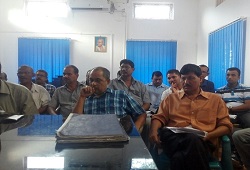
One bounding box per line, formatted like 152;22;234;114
209;17;246;35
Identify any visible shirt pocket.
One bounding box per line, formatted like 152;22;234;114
195;107;217;125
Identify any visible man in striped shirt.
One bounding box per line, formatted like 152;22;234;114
217;67;250;128
73;67;146;131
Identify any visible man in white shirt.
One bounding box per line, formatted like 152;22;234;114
161;69;183;100
17;65;50;113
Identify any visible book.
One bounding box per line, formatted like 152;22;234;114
164;126;208;137
0;114;24;123
229;114;237;119
56;113;130;143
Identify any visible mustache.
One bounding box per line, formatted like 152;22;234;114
184;84;191;87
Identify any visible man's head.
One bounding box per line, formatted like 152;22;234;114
0;72;8;81
199;64;209;81
89;67;110;96
119;59;135;77
226;67;240;86
17;65;34;85
85;69;93;86
151;71;163;87
35;70;48;86
166;69;181;88
180;64;202;95
97;38;104;47
63;65;79;85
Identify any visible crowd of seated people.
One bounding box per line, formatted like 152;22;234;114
0;60;249;169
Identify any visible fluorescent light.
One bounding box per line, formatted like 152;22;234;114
26;157;64;169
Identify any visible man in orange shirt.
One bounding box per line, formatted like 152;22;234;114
149;64;232;170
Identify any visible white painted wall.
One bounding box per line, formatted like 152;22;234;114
197;0;250;85
0;0;199;83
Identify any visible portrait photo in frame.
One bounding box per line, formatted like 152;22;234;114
94;36;107;52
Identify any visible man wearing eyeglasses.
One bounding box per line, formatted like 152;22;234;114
17;65;50;113
108;59;150;111
199;64;215;93
35;70;56;97
73;67;146;131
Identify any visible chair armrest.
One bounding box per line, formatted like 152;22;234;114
220;135;233;170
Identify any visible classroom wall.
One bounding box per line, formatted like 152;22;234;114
197;0;250;85
0;0;199;83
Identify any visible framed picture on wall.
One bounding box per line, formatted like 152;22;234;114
94;36;107;52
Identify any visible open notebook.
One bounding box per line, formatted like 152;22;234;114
56;113;130;143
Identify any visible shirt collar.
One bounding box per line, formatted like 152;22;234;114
89;88;112;98
118;76;137;84
30;83;39;93
225;83;240;89
0;80;10;94
148;82;166;88
179;89;209;99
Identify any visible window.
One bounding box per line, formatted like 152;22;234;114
134;3;174;20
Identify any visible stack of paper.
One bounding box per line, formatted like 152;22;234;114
164;126;208;137
56;113;130;143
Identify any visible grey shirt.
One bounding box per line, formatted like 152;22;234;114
49;82;84;119
108;77;150;107
0;80;38;115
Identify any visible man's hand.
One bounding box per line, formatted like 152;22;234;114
149;129;161;146
80;86;95;98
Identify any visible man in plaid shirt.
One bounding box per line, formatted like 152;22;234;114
73;67;146;131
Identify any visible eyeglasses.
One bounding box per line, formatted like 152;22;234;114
89;78;105;83
36;74;46;77
120;66;131;70
17;72;32;76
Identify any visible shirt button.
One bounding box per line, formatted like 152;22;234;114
192;112;194;114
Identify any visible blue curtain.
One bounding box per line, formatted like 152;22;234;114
126;40;177;84
18;38;70;82
208;18;246;89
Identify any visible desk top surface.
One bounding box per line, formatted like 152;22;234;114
0;115;157;170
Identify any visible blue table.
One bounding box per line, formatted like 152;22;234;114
0;115;157;170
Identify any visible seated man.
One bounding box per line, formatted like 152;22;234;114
35;69;56;97
0;63;38;114
232;128;250;170
73;67;146;131
149;64;232;170
17;65;50;113
199;64;215;93
109;59;150;111
145;71;168;113
48;65;84;120
161;69;183;100
216;67;250;128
